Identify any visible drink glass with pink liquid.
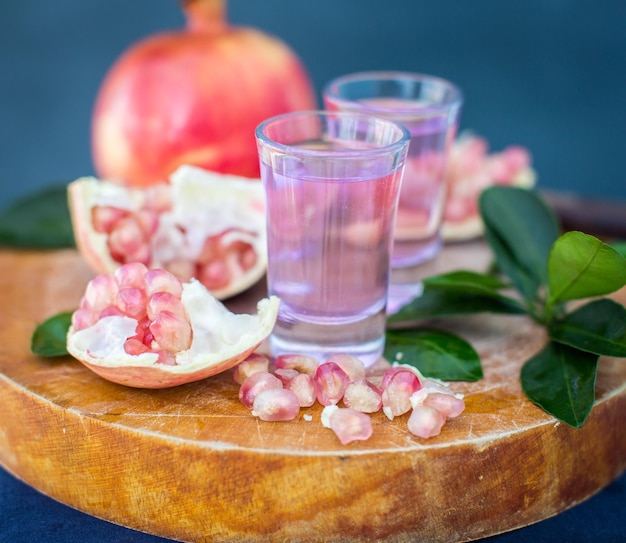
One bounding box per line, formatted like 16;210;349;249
255;111;410;367
323;72;463;309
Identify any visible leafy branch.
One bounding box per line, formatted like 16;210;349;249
385;186;626;428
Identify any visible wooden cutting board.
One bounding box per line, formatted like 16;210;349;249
1;244;625;543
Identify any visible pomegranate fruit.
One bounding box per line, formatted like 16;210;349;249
442;133;536;241
92;0;317;187
68;165;267;299
66;262;280;388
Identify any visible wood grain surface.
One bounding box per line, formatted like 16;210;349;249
1;244;625;543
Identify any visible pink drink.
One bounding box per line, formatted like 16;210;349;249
261;150;402;366
256;112;409;367
323;74;463;270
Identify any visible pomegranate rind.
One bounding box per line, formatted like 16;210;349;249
68;165;267;299
66;281;280;389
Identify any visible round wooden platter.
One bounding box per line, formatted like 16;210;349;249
1;244;625;543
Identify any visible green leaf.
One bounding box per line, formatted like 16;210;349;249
479;187;561;301
31;311;72;357
0;185;74;248
549;299;626;357
423;270;510;294
547;231;626;303
387;284;526;325
384;328;483;381
521;341;598;427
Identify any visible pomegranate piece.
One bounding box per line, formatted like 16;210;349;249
407;405;446;439
326;353;366;381
66;262;280;388
233;353;270;385
68;167;269;300
381;368;422;420
285;373;317;408
343;379;383;413
238;371;283;409
321;405;373;445
251;389;300;422
314;362;350;406
274;353;318;376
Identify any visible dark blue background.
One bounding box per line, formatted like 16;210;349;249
1;1;625;541
2;0;626;205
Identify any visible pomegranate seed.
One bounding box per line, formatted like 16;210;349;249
343;379;382;413
91;205;129;234
321;405;373;445
116;288;148;320
144;269;183;297
198;260;230;290
149;310;192;352
98;305;125;319
273;368;300;384
146;292;186;321
233;353;270;385
123;337;151;356
326;354;366;381
71;308;96;331
251;388;300;422
83;274;119;312
285;373;316;407
315;362;350;406
143;184;172;213
275;354;318;376
411;387;465;420
381;368;421;420
113;262;149;289
107;217;147;262
135;209;159;236
239;371;283;409
407;405;446;439
156;349;177;366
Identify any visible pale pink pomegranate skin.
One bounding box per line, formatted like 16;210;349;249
91;0;317;187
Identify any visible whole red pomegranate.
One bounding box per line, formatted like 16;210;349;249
92;0;317;187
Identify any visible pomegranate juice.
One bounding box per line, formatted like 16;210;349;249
261;154;403;367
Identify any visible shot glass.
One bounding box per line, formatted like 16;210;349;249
323;71;463;270
255;111;410;367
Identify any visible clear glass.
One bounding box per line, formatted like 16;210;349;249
256;111;410;367
324;72;463;267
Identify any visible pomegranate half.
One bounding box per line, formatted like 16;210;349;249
68;165;267;300
442;134;536;241
92;0;317;187
66;262;280;388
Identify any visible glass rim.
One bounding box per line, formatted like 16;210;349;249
323;70;464;115
255;109;411;159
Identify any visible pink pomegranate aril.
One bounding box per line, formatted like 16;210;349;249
116;287;148;320
275;354;318;376
135;209;160;236
286;373;316;407
107;217;147;261
315;362;350;406
251;388;300;422
92;205;129;234
239;371;283;409
343;379;383;413
71;308;96;331
407;405;446;439
123;337;151;356
422;392;466;419
233;353;270;384
381;369;421;420
323;406;373;445
326;354;366;381
198;260;230;290
144;269;183;297
148;310;192;352
83;274;119;312
113;262;149;289
273;368;300;384
146;291;186;321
